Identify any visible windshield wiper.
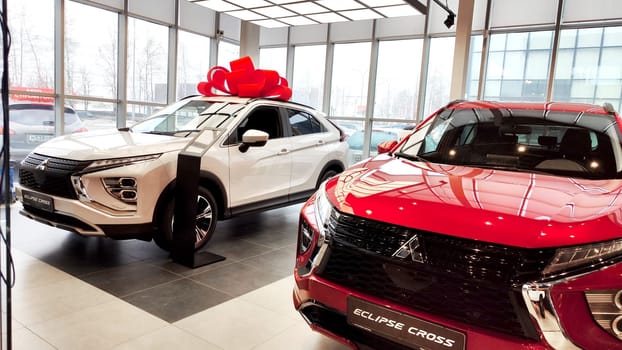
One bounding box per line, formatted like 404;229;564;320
143;129;200;135
394;152;428;162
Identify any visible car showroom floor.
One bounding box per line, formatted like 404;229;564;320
2;202;351;350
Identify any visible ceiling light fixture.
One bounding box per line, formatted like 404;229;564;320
432;0;456;28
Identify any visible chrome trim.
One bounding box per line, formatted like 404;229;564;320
297;185;332;278
522;283;581;350
613;315;622;338
296;300;321;325
585;289;622;340
71;175;92;202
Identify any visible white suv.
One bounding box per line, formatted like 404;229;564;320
15;96;349;251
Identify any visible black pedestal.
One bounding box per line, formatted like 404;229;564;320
171;152;225;268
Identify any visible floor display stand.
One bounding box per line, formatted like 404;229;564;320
171;152;225;268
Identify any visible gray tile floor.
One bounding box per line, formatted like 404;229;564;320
4;202;352;350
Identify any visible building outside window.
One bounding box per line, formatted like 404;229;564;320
483;31;553;102
553;27;622;112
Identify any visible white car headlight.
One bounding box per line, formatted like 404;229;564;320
84;153;162;172
543;238;622;275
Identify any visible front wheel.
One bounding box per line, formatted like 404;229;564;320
316;169;339;189
154;186;218;252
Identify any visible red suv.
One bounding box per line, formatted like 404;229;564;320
294;100;622;350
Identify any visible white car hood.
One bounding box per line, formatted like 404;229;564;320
31;129;191;160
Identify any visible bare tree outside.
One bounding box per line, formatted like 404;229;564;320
98;30;118;99
8;0;54;91
127;17;167;118
177;30;211;99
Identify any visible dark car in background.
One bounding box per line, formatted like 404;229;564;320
6;103;87;163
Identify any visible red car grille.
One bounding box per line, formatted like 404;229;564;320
19;153;91;199
315;209;556;341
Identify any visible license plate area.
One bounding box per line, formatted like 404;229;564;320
27;133;54;143
347;297;466;350
22;190;54;212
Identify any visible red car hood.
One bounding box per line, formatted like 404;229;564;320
326;154;622;248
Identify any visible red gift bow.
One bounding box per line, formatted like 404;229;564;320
197;56;292;101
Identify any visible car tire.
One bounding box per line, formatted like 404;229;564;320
317;169;339;188
154;186;218;252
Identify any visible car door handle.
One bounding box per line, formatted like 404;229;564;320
317;140;325;145
278;149;289;155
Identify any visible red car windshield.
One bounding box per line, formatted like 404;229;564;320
396;107;622;180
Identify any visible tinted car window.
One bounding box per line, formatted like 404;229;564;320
131;100;218;133
397;107;619;179
226;106;283;145
287;109;325;136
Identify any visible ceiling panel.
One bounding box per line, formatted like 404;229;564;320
190;0;425;27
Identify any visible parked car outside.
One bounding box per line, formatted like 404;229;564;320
6;103;87;163
294;100;622;350
347;129;399;164
16;95;348;251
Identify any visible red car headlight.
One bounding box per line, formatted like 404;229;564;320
296;182;332;274
543;238;622;276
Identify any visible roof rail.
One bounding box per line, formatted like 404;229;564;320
446;99;466;107
603;102;617;114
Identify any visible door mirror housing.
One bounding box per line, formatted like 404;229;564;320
239;129;269;153
377;140;398;154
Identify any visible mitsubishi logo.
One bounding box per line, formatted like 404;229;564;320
36;158;49;171
392;234;427;263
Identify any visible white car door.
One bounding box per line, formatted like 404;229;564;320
286;108;336;195
228;106;292;210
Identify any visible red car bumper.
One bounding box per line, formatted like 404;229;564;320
295;260;622;350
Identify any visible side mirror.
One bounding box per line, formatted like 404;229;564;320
377;140;398;154
239;129;269;153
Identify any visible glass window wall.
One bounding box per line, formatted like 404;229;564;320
259;47;287;77
374;39;423;121
330;42;371;118
65;1;119;131
483;31;553;102
177;30;211;98
291;45;326;110
424;37;455;116
127;17;169;120
553;27;622;112
8;0;55;92
65;1;118;99
217;40;240;67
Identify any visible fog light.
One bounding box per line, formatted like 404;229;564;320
103;177;137;203
298;220;314;255
615;290;622;310
586;289;622;340
120;190;137;200
120;178;137;187
613;315;622;338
